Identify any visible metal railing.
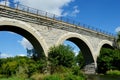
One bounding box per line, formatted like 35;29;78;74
0;0;115;37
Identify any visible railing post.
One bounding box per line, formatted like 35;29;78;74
66;18;69;23
87;25;90;29
73;20;74;25
16;3;19;9
45;12;47;17
78;23;80;26
83;24;85;28
95;28;97;31
37;10;39;15
53;14;55;20
27;7;29;13
60;17;62;21
5;0;7;6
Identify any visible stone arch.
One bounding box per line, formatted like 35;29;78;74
56;32;95;67
97;40;113;57
0;17;48;57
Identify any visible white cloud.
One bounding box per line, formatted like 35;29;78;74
0;0;10;6
7;32;18;35
62;5;80;17
72;6;80;16
62;12;69;16
18;38;33;50
0;53;26;58
14;0;74;16
17;53;26;56
0;53;13;58
115;27;120;32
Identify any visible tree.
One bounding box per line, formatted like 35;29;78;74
26;48;45;61
97;48;114;73
112;49;120;70
97;48;120;74
76;51;85;69
26;48;33;57
48;45;75;73
116;31;120;49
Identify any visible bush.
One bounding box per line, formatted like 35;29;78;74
48;45;75;74
48;45;75;67
43;74;61;80
0;74;7;78
0;76;26;80
72;66;81;75
0;56;47;78
76;52;85;69
97;48;120;74
64;74;85;80
30;73;45;80
43;73;86;80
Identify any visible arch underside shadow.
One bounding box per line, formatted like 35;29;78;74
67;37;94;65
0;25;45;58
102;44;114;49
97;40;114;57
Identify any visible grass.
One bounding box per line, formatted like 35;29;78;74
106;70;120;76
0;73;86;80
0;76;29;80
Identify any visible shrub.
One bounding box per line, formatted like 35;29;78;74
30;73;45;80
0;74;7;78
43;74;61;80
0;76;26;80
64;74;85;80
48;45;75;74
48;45;75;67
72;66;82;75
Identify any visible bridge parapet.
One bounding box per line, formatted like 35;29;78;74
0;0;115;41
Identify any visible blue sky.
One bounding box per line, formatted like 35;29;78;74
0;31;27;57
0;0;120;58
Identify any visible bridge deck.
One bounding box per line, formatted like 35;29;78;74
0;1;114;39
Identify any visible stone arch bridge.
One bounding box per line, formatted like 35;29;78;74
0;2;115;74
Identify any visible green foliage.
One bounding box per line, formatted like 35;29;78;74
64;74;85;80
44;74;61;80
0;45;86;79
48;45;75;73
0;56;47;78
43;73;86;80
116;31;120;49
112;49;120;70
76;51;85;69
30;73;45;80
71;66;85;77
0;73;86;80
97;48;113;73
97;48;120;74
0;76;27;80
106;70;120;76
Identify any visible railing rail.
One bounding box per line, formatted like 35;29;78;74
0;0;115;37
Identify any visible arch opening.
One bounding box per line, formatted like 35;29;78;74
0;25;45;59
97;43;114;73
102;44;114;49
64;37;94;67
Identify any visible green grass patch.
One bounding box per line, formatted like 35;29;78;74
0;73;86;80
0;76;28;80
106;70;120;76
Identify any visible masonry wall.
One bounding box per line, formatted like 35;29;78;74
0;17;114;74
29;22;114;60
